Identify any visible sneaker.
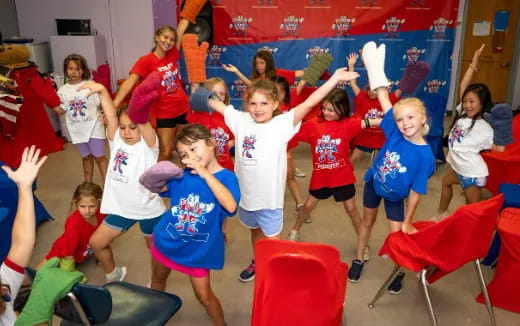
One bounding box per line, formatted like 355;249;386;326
293;167;306;178
239;260;255;282
363;246;370;262
387;272;405;295
295;204;312;223
348;259;364;283
429;210;449;222
106;266;127;283
288;229;300;241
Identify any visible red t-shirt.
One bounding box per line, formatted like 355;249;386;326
187;111;235;171
353;90;399;149
275;68;296;85
46;210;106;263
291;118;362;190
130;48;189;119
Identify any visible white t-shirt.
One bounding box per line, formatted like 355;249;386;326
446;104;493;177
0;260;24;326
224;107;300;210
58;81;106;144
101;129;166;219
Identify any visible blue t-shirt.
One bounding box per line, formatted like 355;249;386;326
364;108;435;201
153;169;240;269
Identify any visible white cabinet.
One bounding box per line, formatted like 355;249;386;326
49;35;107;72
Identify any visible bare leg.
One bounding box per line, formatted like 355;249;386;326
464;185;482;204
94;155;108;182
286;155;303;206
350;147;365;164
82;155;94;182
156;127;176;162
437;168;459;214
89;224;123;274
190;274;226;326
151;260;171;291
291;195;319;232
355;206;378;261
342;197;362;235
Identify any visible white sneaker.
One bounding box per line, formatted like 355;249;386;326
293;167;306;178
106;266;127;283
363;246;370;262
288;230;300;241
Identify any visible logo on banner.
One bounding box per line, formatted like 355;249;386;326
231;79;247;97
402;47;426;62
229;16;253;38
382;17;405;38
409;0;427;6
257;0;274;4
430;17;453;39
424;79;447;93
208;45;227;65
309;0;327;5
280;16;304;37
257;45;279;54
358;0;380;7
210;0;223;6
306;46;330;60
332;16;356;37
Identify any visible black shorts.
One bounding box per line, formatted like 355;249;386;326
309;184;356;202
156;113;188;128
356;145;376;153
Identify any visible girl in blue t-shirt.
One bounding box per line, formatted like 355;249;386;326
150;124;240;326
347;42;435;293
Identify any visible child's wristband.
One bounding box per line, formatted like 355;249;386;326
364;118;371;128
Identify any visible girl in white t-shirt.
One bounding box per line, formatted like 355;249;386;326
79;81;166;283
192;67;359;282
54;54;108;182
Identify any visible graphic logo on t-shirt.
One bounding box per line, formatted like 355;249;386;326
112;149;129;174
242;135;257;158
316;134;341;163
68;97;87;118
448;122;466;148
211;127;230;154
377;150;407;183
365;108;384;119
166;193;215;242
160;68;179;93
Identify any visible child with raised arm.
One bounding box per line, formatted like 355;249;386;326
0;146;47;325
145;124;240;326
347;42;435;296
190;64;359;282
83;78;166;283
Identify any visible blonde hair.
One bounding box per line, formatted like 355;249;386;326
152;25;176;52
393;97;430;136
68;182;103;214
204;77;230;105
245;79;281;116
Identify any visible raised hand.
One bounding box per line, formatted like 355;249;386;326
347;52;358;68
221;64;239;73
2;146;47;188
331;67;360;82
181;157;210;179
77;81;106;97
471;43;485;68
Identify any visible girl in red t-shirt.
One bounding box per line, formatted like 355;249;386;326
113;21;191;162
287;88;382;246
38;182;105;270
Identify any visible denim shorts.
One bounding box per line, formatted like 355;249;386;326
363;179;404;222
455;173;487;190
103;214;162;236
238;207;283;237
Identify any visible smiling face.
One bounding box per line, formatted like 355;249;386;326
118;113;141;145
155;30;175;54
210;81;228;103
321;100;340;121
461;91;482;118
394;103;426;141
248;91;279;123
66;60;84;84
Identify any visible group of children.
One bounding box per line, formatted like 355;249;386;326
0;12;507;323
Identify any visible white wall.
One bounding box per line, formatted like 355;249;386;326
15;0;154;85
0;0;19;39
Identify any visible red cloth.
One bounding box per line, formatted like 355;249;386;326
130;49;189;119
352;91;399;149
252;239;347;326
92;63;113;95
45;209;105;263
379;195;503;284
476;207;520;313
290;118;361;190
0;66;64;167
187;111;235;171
275;68;296;86
482;114;520;195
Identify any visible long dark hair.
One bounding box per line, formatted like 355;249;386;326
450;83;492;131
252;50;276;80
319;88;351;121
270;75;290;105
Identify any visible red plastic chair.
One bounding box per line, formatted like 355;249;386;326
482;114;520;195
476;207;520;313
252;239;348;326
368;195;503;326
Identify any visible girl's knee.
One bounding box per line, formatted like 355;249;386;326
195;288;215;307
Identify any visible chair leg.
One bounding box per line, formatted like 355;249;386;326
420;269;439;326
474;259;497;326
67;293;91;326
368;265;402;308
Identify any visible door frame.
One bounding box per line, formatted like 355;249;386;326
448;0;520;110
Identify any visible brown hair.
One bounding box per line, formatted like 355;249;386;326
393;97;430;136
152;25;176;52
63;53;91;81
69;182;103;213
245;79;281;117
320;88;351;120
175;123;214;148
204;78;230;105
252;50;276;80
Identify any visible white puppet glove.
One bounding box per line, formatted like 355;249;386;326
361;41;390;90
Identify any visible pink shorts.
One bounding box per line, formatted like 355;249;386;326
150;241;209;278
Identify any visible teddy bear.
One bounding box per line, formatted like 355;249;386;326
0;43;63;167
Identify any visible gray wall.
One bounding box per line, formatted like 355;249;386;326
0;0;19;39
